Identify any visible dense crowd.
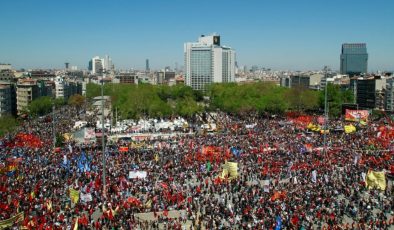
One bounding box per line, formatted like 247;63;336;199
0;105;394;229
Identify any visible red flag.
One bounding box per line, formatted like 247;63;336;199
163;209;169;217
160;182;169;190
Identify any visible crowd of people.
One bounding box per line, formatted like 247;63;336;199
1;104;394;229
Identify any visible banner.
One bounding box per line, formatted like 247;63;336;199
0;212;24;228
345;109;369;122
69;188;80;204
226;162;238;179
344;124;356;134
80;193;92;203
119;147;129;152
271;191;286;201
128;171;147;179
307;123;321;132
262;180;270;192
365;171;386;190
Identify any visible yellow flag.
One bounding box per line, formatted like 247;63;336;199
73;217;78;230
320;129;329;134
365;171;386;190
344;125;356;134
47;199;52;212
69;188;80;204
219;162;229;179
145;199;152;208
0;212;24;229
154;154;159;162
226;162;238;179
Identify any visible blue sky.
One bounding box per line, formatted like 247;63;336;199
0;0;393;71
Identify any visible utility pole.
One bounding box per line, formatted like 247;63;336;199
101;73;106;194
323;66;329;157
52;102;56;150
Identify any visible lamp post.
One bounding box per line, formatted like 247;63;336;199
52;102;56;150
323;66;329;156
101;73;106;194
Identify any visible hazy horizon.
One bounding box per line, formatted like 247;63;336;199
1;0;393;72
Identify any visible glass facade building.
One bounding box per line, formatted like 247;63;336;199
340;43;368;75
184;35;235;90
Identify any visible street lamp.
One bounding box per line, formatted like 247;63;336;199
323;66;329;156
101;72;106;194
52;101;56;150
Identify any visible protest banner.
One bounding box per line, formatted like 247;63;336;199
128;171;147;179
80;193;93;203
365;171;386;190
345;109;369;122
0;212;24;229
344;125;356;134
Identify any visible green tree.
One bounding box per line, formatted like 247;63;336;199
28;96;53;116
319;84;354;117
0;116;19;137
285;86;319;111
68;94;85;108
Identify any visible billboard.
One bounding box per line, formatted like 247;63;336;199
345;109;369;122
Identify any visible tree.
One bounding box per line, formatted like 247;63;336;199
0;116;19;137
28;96;53;116
285;86;319;112
319;84;354;117
68;94;85;108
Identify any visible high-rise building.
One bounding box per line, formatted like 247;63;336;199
0;84;12;117
355;76;386;109
340;43;368;76
16;79;54;114
104;55;114;71
146;59;150;72
184;34;235;90
385;78;394;112
89;56;105;74
0;63;12;71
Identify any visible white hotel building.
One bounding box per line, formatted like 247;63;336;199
184;34;235;90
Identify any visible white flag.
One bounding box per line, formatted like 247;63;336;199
312;170;317;183
361;172;366;181
324;174;329;183
354;154;359;165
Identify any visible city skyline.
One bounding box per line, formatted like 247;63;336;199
0;0;393;71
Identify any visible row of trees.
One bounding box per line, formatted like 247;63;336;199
0;116;19;137
86;83;204;119
209;83;354;116
25;94;85;117
0;82;354;137
86;82;354;119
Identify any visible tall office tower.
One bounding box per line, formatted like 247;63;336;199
146;59;150;72
340;43;368;76
184;34;235;90
104;55;114;71
89;56;105;74
65;62;69;70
